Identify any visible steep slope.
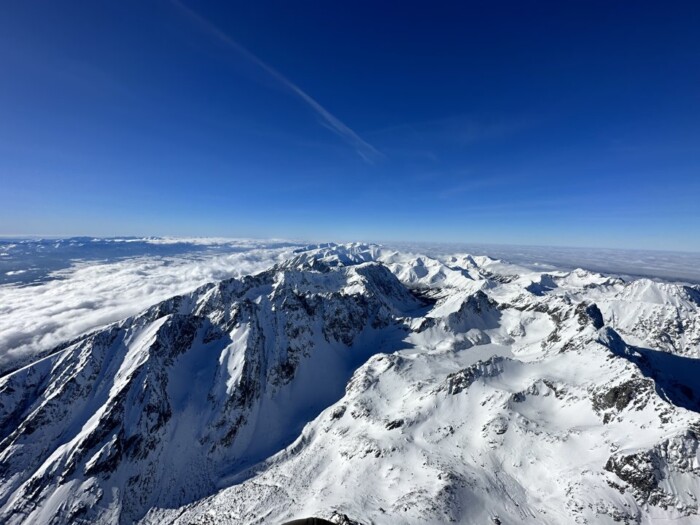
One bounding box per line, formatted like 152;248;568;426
0;254;424;524
1;243;699;525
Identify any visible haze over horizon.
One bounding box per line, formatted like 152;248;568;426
1;1;698;250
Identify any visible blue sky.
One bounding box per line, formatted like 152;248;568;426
1;1;698;250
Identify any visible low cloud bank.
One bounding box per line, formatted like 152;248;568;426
387;242;700;284
2;237;699;375
0;240;303;373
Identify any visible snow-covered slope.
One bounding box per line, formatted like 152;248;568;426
1;244;699;525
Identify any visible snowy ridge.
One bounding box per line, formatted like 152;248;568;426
0;243;699;524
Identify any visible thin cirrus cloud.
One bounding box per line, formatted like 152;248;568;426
365;114;540;160
170;0;382;163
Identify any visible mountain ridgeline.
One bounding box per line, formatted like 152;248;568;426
1;244;699;524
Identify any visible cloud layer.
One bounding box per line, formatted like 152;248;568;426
387;241;700;284
0;241;301;374
2;237;699;376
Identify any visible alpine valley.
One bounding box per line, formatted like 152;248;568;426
1;243;699;525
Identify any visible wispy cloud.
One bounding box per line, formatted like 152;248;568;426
368;114;539;143
365;114;541;162
170;0;381;163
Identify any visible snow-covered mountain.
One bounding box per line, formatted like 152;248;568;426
1;243;699;524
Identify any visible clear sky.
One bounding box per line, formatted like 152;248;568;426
1;1;698;250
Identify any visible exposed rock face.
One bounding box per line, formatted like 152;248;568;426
605;426;700;514
440;356;510;396
576;301;605;329
593;377;656;423
0;243;699;525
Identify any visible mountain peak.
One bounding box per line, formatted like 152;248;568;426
1;246;699;524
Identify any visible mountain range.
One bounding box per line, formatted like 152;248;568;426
1;243;699;524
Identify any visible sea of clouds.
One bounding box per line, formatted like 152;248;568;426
0;238;305;373
386;241;700;284
1;237;699;375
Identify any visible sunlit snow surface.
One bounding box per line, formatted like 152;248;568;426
0;240;699;524
1;237;699;374
385;241;700;284
0;238;304;373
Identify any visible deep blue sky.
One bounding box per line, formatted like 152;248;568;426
1;1;698;250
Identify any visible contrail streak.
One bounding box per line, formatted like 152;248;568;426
171;0;382;162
